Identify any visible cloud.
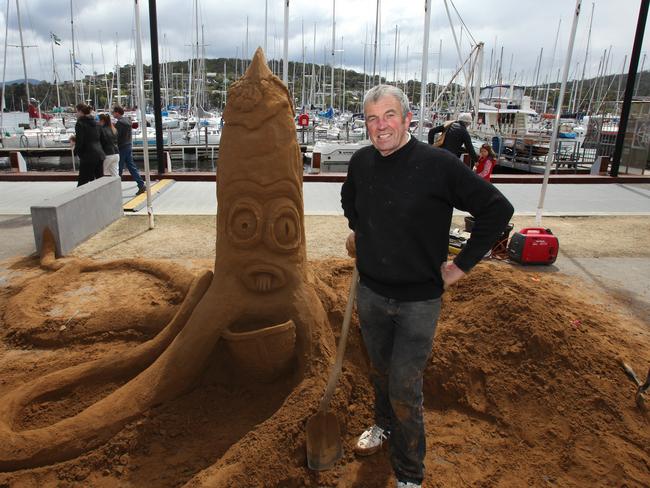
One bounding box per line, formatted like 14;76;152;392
0;0;645;86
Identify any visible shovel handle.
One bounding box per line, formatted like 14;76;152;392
318;266;359;412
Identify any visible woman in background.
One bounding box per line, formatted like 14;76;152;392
98;114;119;177
74;103;105;186
475;143;497;182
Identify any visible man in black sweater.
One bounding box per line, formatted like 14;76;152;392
341;85;513;488
427;112;478;167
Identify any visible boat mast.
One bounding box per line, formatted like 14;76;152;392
473;42;484;126
417;0;431;141
443;0;468;92
50;33;61;108
245;16;249;72
330;0;335;108
193;0;199;139
533;47;543;106
310;23;315;107
91;52;97;108
187;0;195;118
543;18;561;115
99;31;109;109
115;34;121;108
392;24;398;84
201;23;206;110
435;38;442;110
341;37;346;111
372;0;379;85
283;0;289;86
14;0;30;106
70;0;77;104
362;26;367;99
301;20;306;108
1;0;9;142
163;33;170;109
222;60;227;110
264;0;268;54
576;1;594;113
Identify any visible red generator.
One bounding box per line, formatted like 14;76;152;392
507;227;559;265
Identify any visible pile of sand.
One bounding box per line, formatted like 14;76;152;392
0;256;647;487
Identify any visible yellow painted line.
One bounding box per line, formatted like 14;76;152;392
123;179;175;212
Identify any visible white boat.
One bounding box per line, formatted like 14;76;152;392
310;140;370;172
132;127;169;146
474;85;538;136
180;127;221;145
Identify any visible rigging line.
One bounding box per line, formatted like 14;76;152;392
23;0;47;89
449;0;476;46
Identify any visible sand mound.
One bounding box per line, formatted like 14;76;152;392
0;258;648;487
3;260;193;346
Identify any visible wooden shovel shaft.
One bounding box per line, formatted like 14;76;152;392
318;267;359;412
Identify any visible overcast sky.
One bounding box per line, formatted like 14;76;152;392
1;0;647;87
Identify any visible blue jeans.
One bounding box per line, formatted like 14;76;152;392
356;281;441;484
118;144;144;189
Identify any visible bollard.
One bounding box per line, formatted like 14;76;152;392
9;151;27;172
311;152;321;174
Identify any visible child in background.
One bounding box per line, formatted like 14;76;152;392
475;142;497;181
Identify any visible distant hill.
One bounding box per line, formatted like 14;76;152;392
4;78;44;85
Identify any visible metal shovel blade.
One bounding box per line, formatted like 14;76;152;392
305;410;342;470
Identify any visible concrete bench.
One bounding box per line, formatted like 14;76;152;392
30;177;123;257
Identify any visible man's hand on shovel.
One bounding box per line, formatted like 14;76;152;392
346;232;356;258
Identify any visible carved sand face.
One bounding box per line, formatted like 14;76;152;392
221;180;304;294
212;48;309;380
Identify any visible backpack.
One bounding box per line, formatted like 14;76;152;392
432;120;455;147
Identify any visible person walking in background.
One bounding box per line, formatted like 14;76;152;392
74;103;105;186
342;85;513;488
112;105;146;196
98;114;119;177
475;142;497;182
427;112;478;167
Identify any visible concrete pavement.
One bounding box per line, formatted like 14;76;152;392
2;180;650;216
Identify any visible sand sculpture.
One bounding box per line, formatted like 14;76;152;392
0;48;335;472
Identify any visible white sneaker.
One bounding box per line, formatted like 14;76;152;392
354;424;388;456
396;482;421;488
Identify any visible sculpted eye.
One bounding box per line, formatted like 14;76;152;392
275;214;298;246
232;208;257;239
227;199;262;246
267;204;302;252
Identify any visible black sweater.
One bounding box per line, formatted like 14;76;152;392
99;125;118;155
428;121;478;162
341;136;513;301
74;116;105;162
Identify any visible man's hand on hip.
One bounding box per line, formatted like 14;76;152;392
441;261;466;288
346;232;356;258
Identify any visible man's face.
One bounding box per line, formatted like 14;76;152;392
364;95;412;157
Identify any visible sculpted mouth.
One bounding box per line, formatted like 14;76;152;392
242;264;286;293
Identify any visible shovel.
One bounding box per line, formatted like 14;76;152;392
306;266;359;471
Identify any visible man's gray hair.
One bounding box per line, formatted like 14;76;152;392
363;85;410;118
